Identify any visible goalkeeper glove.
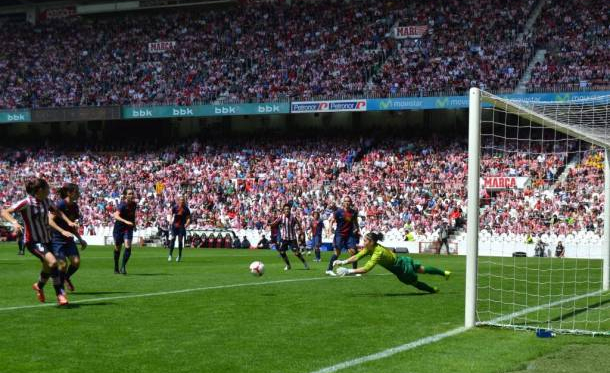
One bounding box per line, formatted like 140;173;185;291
335;267;355;277
332;259;348;268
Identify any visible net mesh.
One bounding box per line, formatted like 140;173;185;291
475;91;610;336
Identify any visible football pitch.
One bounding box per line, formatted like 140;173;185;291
1;243;609;373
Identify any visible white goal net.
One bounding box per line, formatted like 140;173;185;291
466;89;610;336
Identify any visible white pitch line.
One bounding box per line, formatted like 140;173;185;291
0;254;266;261
0;275;371;312
308;326;467;373
307;289;606;373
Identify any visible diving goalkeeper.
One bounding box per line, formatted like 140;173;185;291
333;232;451;293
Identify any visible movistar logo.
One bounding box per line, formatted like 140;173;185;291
435;97;449;108
379;100;392;109
554;93;571;102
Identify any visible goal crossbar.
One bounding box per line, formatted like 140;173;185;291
481;93;610;149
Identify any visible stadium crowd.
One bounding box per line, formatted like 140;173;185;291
1;0;607;109
527;0;610;92
0;137;604;238
368;0;535;97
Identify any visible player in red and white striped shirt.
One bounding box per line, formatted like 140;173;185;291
269;203;309;271
1;178;76;306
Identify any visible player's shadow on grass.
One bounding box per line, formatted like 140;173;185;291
548;297;610;323
63;302;115;309
510;297;610;327
73;291;131;295
353;292;431;298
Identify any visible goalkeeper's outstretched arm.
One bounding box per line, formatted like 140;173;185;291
333;254;369;275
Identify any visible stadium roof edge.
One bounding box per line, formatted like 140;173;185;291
0;0;234;14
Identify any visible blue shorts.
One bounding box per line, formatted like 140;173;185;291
333;235;358;251
113;228;134;246
51;239;79;261
311;236;322;248
171;227;187;238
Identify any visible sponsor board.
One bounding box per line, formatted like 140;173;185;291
290;100;366;113
0;110;31;123
368;91;610;111
122;103;289;119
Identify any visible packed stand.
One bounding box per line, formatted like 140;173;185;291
367;0;535;97
0;137;468;238
0;0;394;108
479;142;605;236
1;0;546;109
527;0;610;91
1;136;605;239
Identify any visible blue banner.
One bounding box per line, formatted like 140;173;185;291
0;109;31;123
122;103;290;119
367;91;610;111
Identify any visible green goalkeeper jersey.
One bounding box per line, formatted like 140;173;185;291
353;243;397;273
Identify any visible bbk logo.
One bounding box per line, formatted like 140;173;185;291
257;105;281;113
7;114;25;121
214;106;237;114
132;109;153;117
172;108;194;116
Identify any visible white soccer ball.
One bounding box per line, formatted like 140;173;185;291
249;261;265;276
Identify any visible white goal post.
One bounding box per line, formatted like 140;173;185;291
465;88;610;335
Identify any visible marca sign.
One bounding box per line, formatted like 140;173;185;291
393;25;428;39
481;176;529;190
291;100;367;113
148;41;176;53
39;7;76;21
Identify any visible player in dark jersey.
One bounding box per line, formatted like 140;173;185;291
51;183;87;292
270;203;309;271
1;178;75;305
309;211;324;262
113;188;137;274
168;196;191;262
326;196;360;276
267;208;280;251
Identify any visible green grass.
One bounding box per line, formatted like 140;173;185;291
0;243;608;373
477;256;610;333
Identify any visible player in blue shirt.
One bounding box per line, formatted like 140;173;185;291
113;188;137;274
168;196;191;262
51;183;87;292
326;196;360;276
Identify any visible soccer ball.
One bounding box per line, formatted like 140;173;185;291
249;261;265;276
